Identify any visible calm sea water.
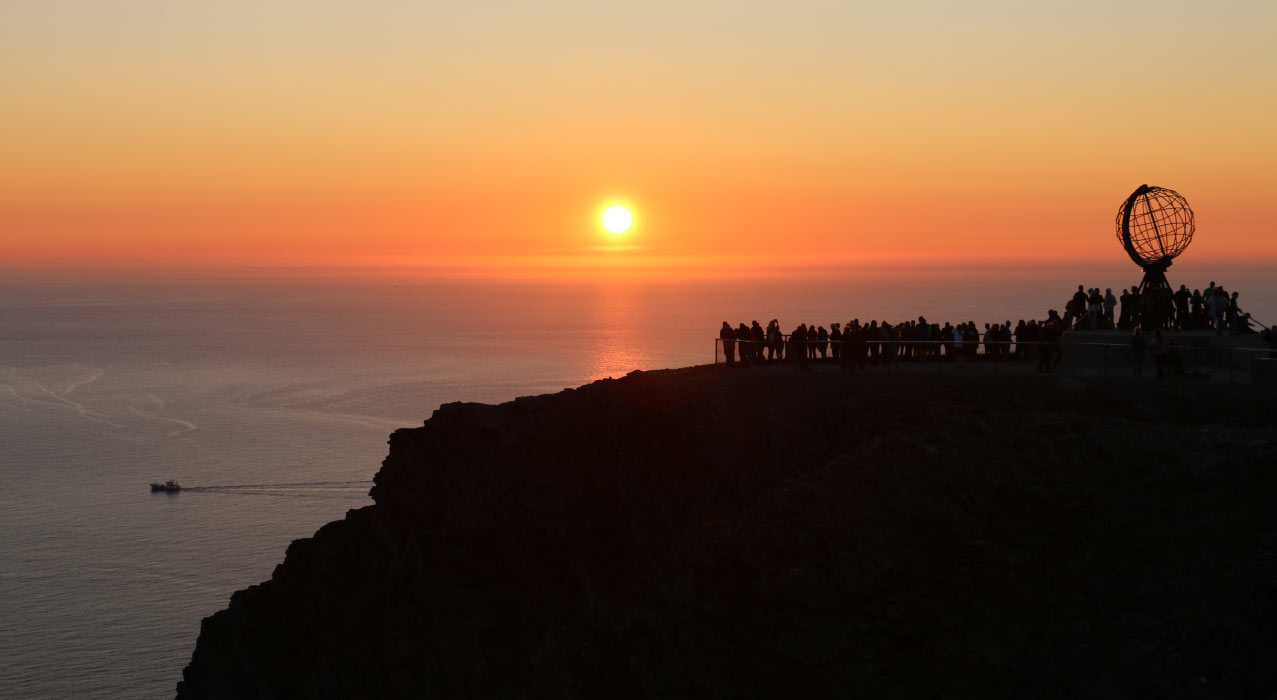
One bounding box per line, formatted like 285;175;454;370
2;264;1273;699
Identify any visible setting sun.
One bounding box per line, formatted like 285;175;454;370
601;205;633;234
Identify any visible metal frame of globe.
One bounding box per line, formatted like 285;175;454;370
1115;184;1195;294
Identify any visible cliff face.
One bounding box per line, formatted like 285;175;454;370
177;368;1277;699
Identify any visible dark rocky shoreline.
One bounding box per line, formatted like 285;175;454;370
177;368;1277;699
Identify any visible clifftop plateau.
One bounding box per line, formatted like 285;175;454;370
178;368;1277;699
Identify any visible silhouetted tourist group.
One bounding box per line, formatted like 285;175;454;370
719;316;1066;374
1067;281;1254;335
718;280;1262;376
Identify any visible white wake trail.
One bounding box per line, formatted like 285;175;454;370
62;368;104;397
29;381;123;428
130;396;199;431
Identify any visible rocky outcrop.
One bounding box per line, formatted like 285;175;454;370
177;368;1277;699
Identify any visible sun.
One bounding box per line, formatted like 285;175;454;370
601;205;633;234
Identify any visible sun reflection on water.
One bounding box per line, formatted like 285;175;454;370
582;283;648;382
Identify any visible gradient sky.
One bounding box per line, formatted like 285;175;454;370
2;1;1274;274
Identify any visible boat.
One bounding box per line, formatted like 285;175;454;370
150;480;182;493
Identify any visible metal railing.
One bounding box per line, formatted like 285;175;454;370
713;336;1275;381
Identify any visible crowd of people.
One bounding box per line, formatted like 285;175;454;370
1066;281;1255;335
718;315;1066;374
717;281;1262;375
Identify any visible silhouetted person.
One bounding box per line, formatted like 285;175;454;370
1173;285;1191;330
1204;281;1217;325
846;321;867;372
736;323;752;366
751;321;765;360
1087;288;1103;329
719;322;735;364
1104;288;1117;328
766;320;783;361
839;323;855;374
951;323;966;366
1067;285;1087;329
862;320;876;365
1228;292;1242;334
1191;289;1205;330
882;322;900;371
790;324;809;371
1209;288;1227;335
816;325;829;359
915;317;929;360
829;323;842;362
1038;317;1062;373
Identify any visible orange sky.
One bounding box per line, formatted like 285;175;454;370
2;2;1274;276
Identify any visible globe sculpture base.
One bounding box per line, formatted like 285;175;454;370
1136;265;1171;295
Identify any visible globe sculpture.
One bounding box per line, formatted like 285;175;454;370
1114;184;1194;293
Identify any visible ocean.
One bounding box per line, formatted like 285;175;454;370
2;263;1273;699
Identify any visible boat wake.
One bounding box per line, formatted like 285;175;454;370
177;480;372;499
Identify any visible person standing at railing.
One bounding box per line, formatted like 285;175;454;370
1036;321;1051;373
964;322;978;365
938;323;953;361
1173;285;1192;331
735;323;753;366
1209;288;1228;335
1037;317;1062;373
1087;288;1104;330
914;317;929;361
719;321;736;365
751;321;765;361
1068;285;1087;330
1129;286;1144;329
1228;292;1242;335
853;318;873;367
790;324;808;372
1104;288;1117;328
829;323;842;363
767;319;783;361
816;325;829;360
883;322;900;371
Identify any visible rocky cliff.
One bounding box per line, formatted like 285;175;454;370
177;368;1277;699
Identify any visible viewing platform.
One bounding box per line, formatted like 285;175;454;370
713;331;1277;385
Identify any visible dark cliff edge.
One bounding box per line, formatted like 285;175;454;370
177;368;1277;699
